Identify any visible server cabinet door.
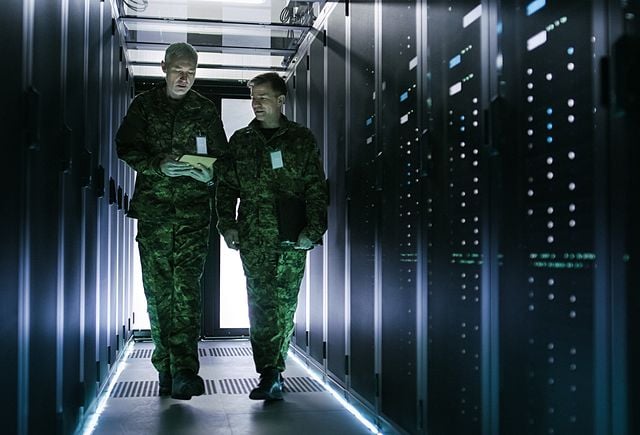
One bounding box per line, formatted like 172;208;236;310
425;2;486;434
2;0;24;433
79;0;104;410
326;2;347;383
498;1;606;434
308;33;326;366
111;38;125;362
58;0;88;430
97;2;115;386
614;7;640;432
27;0;64;432
379;1;420;432
347;0;377;407
294;60;309;349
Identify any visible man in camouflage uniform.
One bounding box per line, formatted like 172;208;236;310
215;72;328;400
116;42;227;400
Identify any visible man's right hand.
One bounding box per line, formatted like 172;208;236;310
159;157;194;177
223;229;240;250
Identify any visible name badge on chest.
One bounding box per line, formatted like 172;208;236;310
196;136;207;154
270;150;284;169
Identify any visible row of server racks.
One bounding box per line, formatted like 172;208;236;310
287;1;639;435
2;0;639;435
3;0;136;434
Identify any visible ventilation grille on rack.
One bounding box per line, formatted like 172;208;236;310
110;377;323;398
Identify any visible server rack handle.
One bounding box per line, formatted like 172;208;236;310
487;96;512;157
612;34;640;114
25;86;41;151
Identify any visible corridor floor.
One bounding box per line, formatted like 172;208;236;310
88;340;375;435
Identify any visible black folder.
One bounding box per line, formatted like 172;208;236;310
275;195;307;245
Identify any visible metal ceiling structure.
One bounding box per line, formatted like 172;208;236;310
113;0;326;82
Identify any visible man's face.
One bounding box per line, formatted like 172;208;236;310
250;83;284;125
162;56;196;99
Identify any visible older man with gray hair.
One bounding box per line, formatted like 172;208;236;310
117;42;228;399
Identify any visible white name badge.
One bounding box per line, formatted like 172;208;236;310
196;136;207;154
270;150;284;169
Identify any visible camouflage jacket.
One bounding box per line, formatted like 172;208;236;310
116;83;227;222
215;116;328;249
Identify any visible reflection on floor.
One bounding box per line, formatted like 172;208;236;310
89;340;374;435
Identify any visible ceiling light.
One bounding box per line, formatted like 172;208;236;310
196;0;267;4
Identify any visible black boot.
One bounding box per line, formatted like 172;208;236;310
249;367;283;401
158;371;172;396
171;370;205;400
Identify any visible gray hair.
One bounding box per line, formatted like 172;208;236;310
164;42;198;66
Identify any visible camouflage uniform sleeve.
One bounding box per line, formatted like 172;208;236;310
116;96;166;176
208;103;229;154
301;131;328;243
214;134;240;235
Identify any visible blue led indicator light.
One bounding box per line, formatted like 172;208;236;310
567;47;575;55
400;92;409;102
526;0;546;16
547;123;553;130
546;107;553;115
366;117;373;126
449;55;461;69
547;136;553;143
460;115;465;121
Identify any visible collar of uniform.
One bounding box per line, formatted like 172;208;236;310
248;115;293;140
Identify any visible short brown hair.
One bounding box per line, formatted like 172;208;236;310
165;42;198;66
248;72;287;97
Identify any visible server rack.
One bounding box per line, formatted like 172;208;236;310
289;0;636;434
7;1;135;433
498;1;610;433
3;0;637;434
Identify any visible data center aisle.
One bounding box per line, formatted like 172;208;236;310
90;340;373;435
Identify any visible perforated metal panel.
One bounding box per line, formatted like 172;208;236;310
129;349;153;359
110;377;323;397
200;347;253;357
132;346;254;359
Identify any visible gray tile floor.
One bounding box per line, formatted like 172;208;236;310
90;340;374;435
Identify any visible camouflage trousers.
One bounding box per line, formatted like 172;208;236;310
240;247;307;373
136;219;210;376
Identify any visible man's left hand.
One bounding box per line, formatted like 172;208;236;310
295;234;313;250
187;163;214;183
